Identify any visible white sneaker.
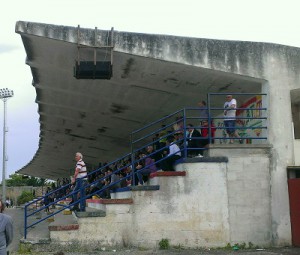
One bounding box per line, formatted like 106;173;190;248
195;154;203;158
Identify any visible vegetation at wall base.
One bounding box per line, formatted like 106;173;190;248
159;238;170;250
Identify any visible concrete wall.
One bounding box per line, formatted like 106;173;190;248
130;163;229;248
209;145;272;245
293;139;300;165
51;146;273;248
4;186;34;206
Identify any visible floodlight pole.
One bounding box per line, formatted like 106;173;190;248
0;88;14;204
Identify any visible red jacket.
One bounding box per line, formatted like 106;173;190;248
201;123;216;138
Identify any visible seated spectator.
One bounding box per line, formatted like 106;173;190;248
109;169;121;193
99;168;122;198
89;174;105;196
201;120;216;145
161;136;181;171
174;132;184;150
187;124;202;156
136;151;157;186
124;159;133;186
173;116;184;134
96;169;112;199
146;145;161;168
119;172;128;188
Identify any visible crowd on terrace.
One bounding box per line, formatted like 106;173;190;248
43;107;217;207
43;95;250;207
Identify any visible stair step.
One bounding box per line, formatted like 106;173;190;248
150;171;186;178
130;185;160;191
86;198;133;204
48;223;79;231
48;211;79;231
111;186;131;193
75;209;106;218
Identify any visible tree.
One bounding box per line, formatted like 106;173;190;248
5;174;25;187
17;191;34;205
6;174;48;187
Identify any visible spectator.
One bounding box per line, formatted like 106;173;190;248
161;136;181;171
70;152;87;212
89;174;105;197
187;124;202;156
99;169;112;199
174;132;184;150
5;199;10;209
198;100;209;124
223;95;242;144
43;191;51;213
146;145;161;168
201;120;216;145
119;172;128;188
0;200;13;255
109;169;121;194
136;151;157;186
173;116;184;135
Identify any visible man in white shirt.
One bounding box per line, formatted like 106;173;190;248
161;136;181;171
71;152;87;212
223;95;242;144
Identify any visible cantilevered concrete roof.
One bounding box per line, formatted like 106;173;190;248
16;21;300;179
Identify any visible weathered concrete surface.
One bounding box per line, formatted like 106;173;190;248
14;21;300;247
50;148;272;248
15;21;265;179
209;145;272;246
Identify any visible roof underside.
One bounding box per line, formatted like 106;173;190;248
16;23;262;179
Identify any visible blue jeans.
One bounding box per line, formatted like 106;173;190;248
224;120;236;135
72;178;87;211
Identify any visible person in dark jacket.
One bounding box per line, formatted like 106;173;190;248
187;124;202;156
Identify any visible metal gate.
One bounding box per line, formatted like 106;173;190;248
288;178;300;246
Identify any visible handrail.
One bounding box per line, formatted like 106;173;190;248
24;152;132;238
131;109;184;135
24;92;268;239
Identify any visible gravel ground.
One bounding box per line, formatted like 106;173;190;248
9;247;300;255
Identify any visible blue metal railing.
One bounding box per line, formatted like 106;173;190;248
24;92;268;239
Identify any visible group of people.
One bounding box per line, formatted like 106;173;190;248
56;94;243;212
70;152;136;211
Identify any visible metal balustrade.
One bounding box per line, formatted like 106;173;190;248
24;92;268;239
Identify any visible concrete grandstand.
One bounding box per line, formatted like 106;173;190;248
15;21;300;248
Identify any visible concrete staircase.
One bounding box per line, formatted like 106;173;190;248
47;171;187;247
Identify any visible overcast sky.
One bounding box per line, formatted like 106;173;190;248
0;0;299;181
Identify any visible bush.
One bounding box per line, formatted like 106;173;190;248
17;191;34;205
159;239;169;250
